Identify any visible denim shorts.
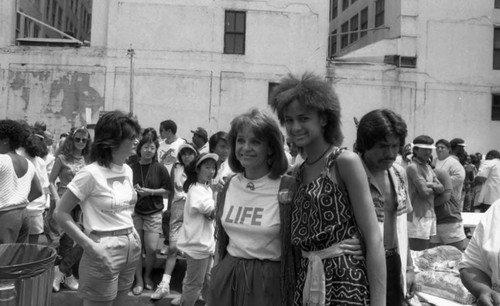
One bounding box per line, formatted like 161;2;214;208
430;222;466;244
133;211;162;234
78;229;141;302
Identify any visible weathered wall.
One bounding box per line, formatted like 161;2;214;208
0;0;328;139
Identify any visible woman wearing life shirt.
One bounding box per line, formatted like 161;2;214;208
208;109;293;306
54;111;142;305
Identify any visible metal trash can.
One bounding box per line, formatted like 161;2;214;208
0;244;57;306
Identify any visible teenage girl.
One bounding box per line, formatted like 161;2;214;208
271;73;386;306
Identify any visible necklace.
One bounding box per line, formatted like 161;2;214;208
305;145;332;166
140;163;151;187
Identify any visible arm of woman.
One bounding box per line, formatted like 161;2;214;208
48;157;63;202
53;190;109;265
28;173;43;202
337;151;386;306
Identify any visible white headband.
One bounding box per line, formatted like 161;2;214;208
413;143;436;149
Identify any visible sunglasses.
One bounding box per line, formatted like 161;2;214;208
74;137;88;143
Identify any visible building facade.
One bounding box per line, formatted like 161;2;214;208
328;0;500;154
0;0;328;139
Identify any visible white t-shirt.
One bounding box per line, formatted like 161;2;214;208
158;137;186;174
26;156;49;214
476;159;500;205
222;174;281;261
459;199;500;292
435;156;465;201
177;182;215;259
68;162;137;232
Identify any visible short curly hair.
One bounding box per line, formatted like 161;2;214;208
0;120;29;151
270;72;343;146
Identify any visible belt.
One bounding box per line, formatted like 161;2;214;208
385;247;397;257
90;228;133;237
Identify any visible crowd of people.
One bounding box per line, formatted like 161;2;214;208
1;72;500;306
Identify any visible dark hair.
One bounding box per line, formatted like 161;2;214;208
136;134;159;160
159;120;177;135
270;72;343;146
91;111;141;168
23;126;49;158
227;108;288;179
209;131;228;153
60;127;92;162
412;135;434;155
486;150;500;160
142;127;158;142
177;143;199;167
356;109;407;154
182;153;218;192
435;139;450;149
0;120;29;151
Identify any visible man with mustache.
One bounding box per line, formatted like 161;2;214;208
356;109;416;306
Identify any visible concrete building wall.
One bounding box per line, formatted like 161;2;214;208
329;0;500;154
0;0;328;139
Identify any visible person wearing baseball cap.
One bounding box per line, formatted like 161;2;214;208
450;138;467;165
191;127;209;154
406;135;444;251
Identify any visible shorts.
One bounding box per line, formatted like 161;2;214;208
28;212;44;235
169;198;185;242
133;211;162;234
78;229;141;302
430;222;466;244
408;216;436;240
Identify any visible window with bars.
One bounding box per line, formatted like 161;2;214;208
341;21;349;49
375;0;384;27
496;0;500;9
331;0;338;20
350;14;359;43
494;28;500;69
224;11;246;54
360;7;368;37
329;30;337;57
343;0;349;11
492;94;500;120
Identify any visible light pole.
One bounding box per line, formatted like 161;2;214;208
127;45;135;115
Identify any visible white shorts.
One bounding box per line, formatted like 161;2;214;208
408;216;436;240
430;222;466;244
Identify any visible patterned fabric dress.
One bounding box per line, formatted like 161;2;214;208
292;149;370;306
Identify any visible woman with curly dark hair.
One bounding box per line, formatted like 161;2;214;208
0;119;42;243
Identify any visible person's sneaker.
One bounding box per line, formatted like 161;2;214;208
170;296;181;305
52;266;65;292
63;274;79;291
150;281;170;300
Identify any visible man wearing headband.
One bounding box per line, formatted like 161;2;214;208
406;135;444;250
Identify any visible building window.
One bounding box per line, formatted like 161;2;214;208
360;7;368;37
341;21;349;49
375;0;384;27
224;11;246;55
330;0;338;20
329;30;337;57
494;28;500;69
350;14;359;43
342;0;349;11
496;0;500;9
492;94;500;120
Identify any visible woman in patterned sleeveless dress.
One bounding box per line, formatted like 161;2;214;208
271;73;386;306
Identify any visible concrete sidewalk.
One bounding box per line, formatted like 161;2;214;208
52;258;206;306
